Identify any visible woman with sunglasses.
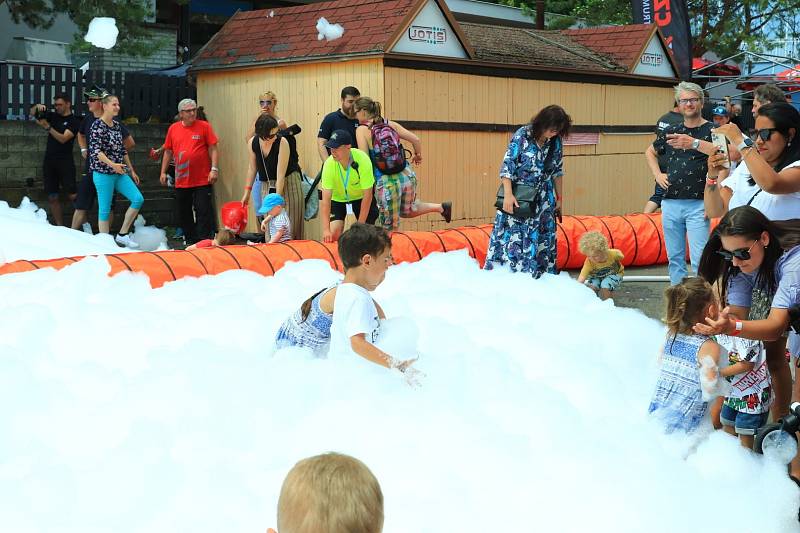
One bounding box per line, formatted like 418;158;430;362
696;207;800;426
246;92;289;214
241;114;304;238
704;102;800;219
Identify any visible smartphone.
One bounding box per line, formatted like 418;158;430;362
711;132;730;169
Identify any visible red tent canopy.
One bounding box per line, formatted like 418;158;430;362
693;57;741;76
777;64;800;81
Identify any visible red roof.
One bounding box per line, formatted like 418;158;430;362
194;0;419;68
563;24;656;71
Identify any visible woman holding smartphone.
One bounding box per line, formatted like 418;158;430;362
704;102;800;219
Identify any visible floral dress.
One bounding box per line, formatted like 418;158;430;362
484;126;563;278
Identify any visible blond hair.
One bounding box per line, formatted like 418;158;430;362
674;81;704;105
354;96;382;121
277;453;384;533
578;230;608;256
259;91;277;103
663;277;715;336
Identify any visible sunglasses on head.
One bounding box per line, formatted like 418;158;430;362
716;240;759;261
260;100;273;106
756;128;780;141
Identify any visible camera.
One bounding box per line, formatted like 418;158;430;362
34;106;48;120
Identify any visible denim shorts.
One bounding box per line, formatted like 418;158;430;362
720;404;769;436
585;274;622;291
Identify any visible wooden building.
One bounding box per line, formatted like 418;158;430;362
191;0;679;236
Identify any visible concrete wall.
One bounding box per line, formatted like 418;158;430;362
0;120;178;230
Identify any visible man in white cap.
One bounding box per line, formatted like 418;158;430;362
159;98;220;245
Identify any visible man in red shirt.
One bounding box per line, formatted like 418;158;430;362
159;98;220;244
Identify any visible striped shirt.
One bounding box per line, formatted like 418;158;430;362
268;211;292;242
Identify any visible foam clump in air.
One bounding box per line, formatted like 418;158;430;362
316;17;344;41
84;17;119;49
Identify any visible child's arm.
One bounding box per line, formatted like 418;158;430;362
577;259;592;283
268;227;285;244
350;334;395;368
720;360;755;378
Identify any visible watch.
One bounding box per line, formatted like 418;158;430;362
211;166;219;172
737;137;754;152
691;138;700;150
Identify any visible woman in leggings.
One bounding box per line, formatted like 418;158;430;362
88;94;144;248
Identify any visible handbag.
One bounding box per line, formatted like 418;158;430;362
495;183;538;218
302;172;320;221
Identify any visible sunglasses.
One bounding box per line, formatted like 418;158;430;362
259;100;273;106
716;240;759;261
87;98;99;102
756;128;780;142
181;108;197;113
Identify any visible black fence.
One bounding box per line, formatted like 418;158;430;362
0;61;195;122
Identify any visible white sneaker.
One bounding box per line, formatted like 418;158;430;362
115;233;140;249
82;222;93;234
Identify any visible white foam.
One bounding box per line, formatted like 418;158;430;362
316;17;344;41
84;17;119;49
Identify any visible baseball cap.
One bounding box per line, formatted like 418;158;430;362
712;106;728;117
257;193;286;216
325;129;353;149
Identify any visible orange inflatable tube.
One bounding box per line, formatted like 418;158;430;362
0;214;669;288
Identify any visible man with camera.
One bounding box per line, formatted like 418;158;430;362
29;93;81;226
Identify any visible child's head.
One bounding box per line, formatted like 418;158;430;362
259;193;286;217
664;277;718;335
214;229;234;246
338;223;392;290
578;231;609;262
274;452;384;533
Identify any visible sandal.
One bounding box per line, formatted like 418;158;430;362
442;201;452;223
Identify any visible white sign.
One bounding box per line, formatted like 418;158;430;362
632;34;677;78
392;0;467;58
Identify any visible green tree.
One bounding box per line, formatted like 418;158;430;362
2;0;182;57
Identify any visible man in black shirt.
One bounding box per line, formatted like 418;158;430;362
644;103;683;213
645;82;718;285
71;85;135;232
317;86;360;164
29;93;81;226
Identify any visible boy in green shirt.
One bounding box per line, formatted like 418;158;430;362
320;129;379;242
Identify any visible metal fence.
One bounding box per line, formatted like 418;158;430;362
0;61;195;122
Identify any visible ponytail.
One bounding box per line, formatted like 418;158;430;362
663;277;715;337
299;288;326;323
354;96;383;122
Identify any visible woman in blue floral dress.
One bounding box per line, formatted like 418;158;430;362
484;105;571;278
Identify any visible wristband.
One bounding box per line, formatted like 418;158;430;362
730;320;743;336
81;148;87;153
556;194;562;202
244;185;252;191
705;177;717;186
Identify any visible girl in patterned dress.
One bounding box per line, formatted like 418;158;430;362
484;105;571;278
275;286;338;354
649;277;724;433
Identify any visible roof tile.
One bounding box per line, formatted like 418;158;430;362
563;24;655;70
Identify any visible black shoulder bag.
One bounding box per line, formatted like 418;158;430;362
494;136;557;218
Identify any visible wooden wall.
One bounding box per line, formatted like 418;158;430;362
196;58;384;237
383;67;670;231
196;61;672;237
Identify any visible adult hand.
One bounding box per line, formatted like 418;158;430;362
37;119;51;130
707;153;728;177
713;123;744;146
130;171;140;185
208;169;218;185
502;193;518;215
655;173;670;189
411;153;422;165
666;133;695;150
160;173;169;186
112;162;126;175
322;228;334;243
693;306;734;336
240;190;251;206
554;205;563;223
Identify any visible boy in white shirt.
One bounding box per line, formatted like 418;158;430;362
331;223;416;374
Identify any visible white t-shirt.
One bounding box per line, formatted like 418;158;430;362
330;282;381;354
725;160;800;220
716;334;772;414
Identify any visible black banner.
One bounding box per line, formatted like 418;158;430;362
631;0;693;80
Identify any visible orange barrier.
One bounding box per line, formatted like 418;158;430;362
0;214;669;287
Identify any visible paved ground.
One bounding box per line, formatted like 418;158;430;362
566;264;672;321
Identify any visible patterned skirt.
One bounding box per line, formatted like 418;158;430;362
483;203;557;278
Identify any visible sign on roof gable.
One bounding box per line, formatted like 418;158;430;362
391;0;467;59
633;33;677;78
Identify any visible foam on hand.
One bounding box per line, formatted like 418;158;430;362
316;17;344;41
84;17;119;49
699;355;732;401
